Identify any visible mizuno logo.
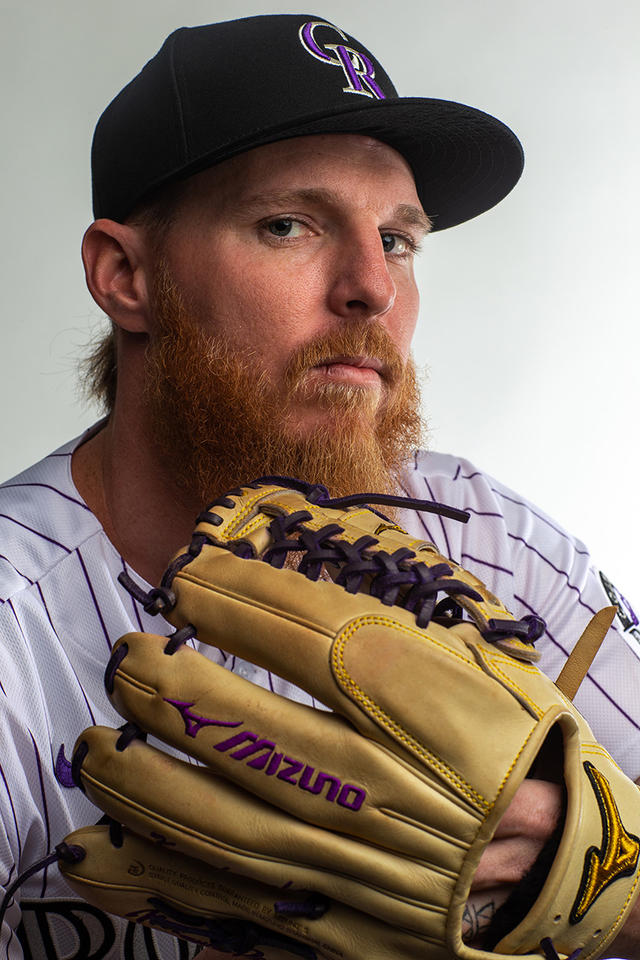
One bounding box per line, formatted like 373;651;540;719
166;699;366;811
164;698;242;737
571;761;640;923
374;522;407;536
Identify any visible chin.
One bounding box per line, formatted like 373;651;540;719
289;402;380;437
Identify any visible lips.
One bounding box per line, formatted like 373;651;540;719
311;355;386;386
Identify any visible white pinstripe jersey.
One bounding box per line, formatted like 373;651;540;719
1;432;639;959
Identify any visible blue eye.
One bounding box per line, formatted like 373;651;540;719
381;233;410;254
268;218;295;237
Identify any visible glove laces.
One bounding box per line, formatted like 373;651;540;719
118;477;544;650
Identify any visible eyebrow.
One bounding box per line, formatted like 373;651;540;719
393;203;433;236
240;188;433;236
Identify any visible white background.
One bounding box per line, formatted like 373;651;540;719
0;1;638;591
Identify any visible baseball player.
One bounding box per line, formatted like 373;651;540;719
1;13;639;960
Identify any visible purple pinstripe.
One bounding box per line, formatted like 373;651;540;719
514;593;640;733
412;509;438;547
460;506;504;520
27;732;50;898
431;460;591;557
454;469;483;481
508;533;599;618
0;556;33;586
398;478;439;545
460;553;513;577
421;476;453;560
0;483;91;512
0;516;70;555
75;548;112;652
0;864;16;960
449;467;592;559
0;762;21;862
408;455;640;737
6;602;23;653
36;583;96;727
495;490;591;557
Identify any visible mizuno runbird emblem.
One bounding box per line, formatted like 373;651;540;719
571;761;640;923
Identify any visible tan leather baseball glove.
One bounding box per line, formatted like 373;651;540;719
58;478;640;960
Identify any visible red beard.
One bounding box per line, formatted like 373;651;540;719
144;261;426;505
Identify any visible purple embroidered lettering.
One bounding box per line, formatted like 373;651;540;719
277;758;304;785
265;752;283;775
298;21;385;100
337;784;366;811
246;745;276;770
164;703;367;809
229;739;275;762
214;731;257;752
298;766;341;802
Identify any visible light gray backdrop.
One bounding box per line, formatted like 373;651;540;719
1;0;638;591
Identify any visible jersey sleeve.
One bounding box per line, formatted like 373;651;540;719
1;602;40;959
401;451;640;780
505;493;640;781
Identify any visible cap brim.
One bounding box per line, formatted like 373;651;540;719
155;97;524;232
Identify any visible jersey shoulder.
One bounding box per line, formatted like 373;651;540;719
0;433;101;603
402;450;589;556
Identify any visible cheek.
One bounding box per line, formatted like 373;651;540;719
213;257;328;347
189;270;326;379
388;277;420;360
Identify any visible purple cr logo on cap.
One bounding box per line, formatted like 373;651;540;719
299;20;386;100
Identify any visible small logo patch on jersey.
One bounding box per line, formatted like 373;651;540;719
54;744;76;788
599;571;640;652
570;761;640;924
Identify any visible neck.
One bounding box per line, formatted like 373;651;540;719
72;407;202;586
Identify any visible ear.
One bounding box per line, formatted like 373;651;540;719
82;219;152;333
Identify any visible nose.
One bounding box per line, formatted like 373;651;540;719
327;230;396;321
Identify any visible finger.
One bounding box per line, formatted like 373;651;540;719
491;779;563;839
471;781;563;888
471;836;548;888
163;535;539;809
104;631;474;864
60;822;437;956
463;886;509;945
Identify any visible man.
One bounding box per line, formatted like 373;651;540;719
1;13;639;960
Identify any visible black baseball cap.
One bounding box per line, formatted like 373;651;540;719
92;13;524;231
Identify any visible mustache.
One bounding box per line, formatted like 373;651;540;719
283;322;406;390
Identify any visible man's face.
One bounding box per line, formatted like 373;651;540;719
143;134;429;501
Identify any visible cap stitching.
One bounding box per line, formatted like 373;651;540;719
168;28;190;163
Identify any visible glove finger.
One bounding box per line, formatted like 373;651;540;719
164;544;365;716
60;825;440;960
166;544;541;808
72;727;455;936
107;482;640;960
105;631;480;862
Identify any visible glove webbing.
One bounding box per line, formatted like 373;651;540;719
119;479;544;653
